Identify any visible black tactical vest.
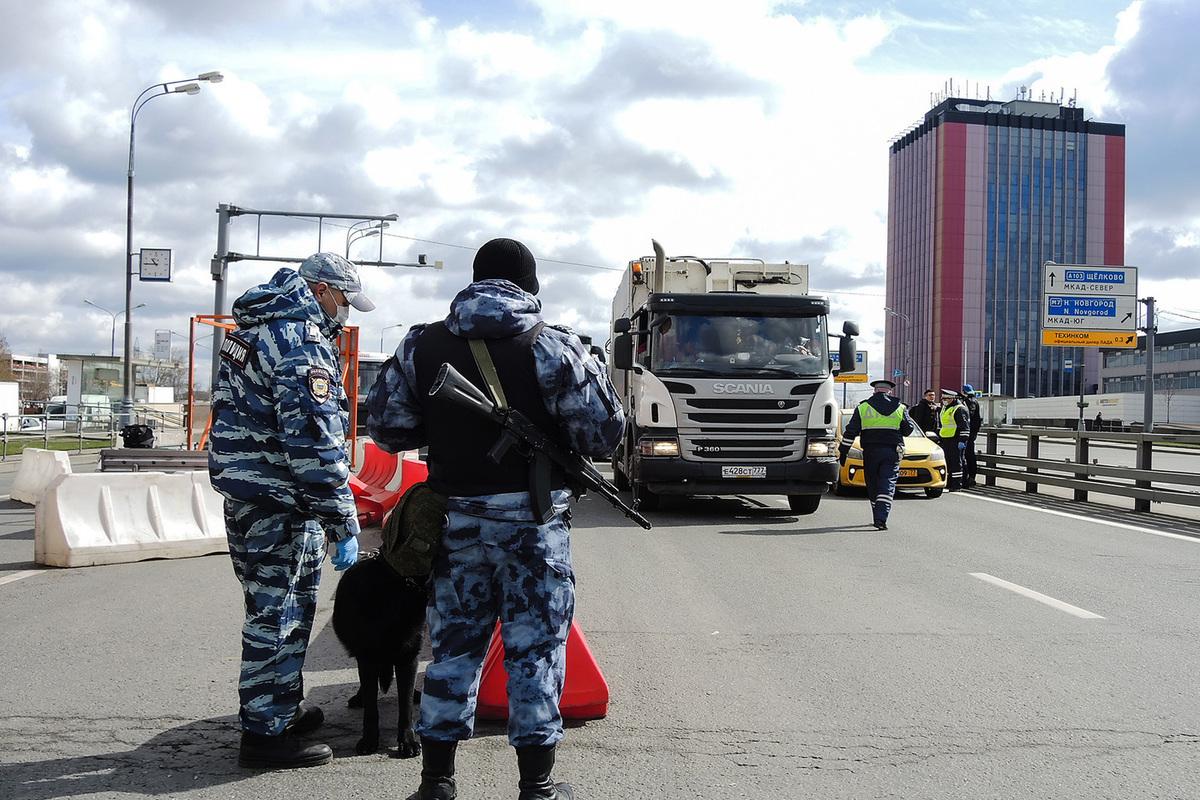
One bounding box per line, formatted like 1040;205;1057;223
412;321;565;496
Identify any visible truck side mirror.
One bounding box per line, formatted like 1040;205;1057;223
613;333;634;370
613;317;631;334
842;320;860;337
836;336;856;375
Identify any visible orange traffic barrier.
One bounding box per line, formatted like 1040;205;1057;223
475;618;609;721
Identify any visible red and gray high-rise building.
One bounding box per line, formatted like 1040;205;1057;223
885;96;1125;399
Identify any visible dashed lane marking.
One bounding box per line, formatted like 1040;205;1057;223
970;572;1105;619
955;492;1200;544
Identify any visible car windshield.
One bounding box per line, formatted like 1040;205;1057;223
650;313;828;377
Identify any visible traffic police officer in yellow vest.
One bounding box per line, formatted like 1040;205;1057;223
938;388;971;491
838;378;915;530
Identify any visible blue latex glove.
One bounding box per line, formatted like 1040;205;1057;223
332;535;359;571
957;441;967;454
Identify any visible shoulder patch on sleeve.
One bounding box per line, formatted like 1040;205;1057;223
308;367;332;402
305;321;322;343
219;334;251;369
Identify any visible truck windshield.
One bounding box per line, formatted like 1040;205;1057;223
649;313;828;377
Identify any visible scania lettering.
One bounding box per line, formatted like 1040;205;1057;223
608;240;858;515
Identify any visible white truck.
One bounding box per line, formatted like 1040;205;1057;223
609;241;859;514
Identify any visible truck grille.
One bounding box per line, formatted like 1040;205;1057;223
674;392;812;462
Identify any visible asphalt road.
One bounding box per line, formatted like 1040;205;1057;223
2;466;1199;799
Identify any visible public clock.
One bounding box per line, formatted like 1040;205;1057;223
139;248;172;282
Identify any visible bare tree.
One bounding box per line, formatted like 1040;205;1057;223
0;331;14;383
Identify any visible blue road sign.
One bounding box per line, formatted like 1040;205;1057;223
1047;296;1117;317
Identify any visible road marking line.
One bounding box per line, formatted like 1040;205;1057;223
0;570;42;587
956;492;1200;544
970;572;1105;619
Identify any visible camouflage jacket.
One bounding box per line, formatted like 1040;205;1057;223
367;279;624;514
208;268;358;542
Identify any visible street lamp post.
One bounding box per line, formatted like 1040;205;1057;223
380;322;405;353
121;71;222;425
346;220;389;257
884;306;911;401
85;299;146;357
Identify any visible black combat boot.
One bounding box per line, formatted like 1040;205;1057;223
516;744;575;800
238;731;333;769
406;739;458;800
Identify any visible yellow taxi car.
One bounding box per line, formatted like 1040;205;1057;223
835;410;948;498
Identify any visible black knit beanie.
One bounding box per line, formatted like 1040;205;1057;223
472;238;539;295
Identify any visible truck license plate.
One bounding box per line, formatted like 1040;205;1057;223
722;466;767;479
899;468;919;477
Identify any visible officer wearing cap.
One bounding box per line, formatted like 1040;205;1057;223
958;384;983;488
209;252;373;769
368;238;623;800
838;378;915;530
938;388;971;491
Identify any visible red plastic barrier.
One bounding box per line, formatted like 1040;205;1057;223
350;443;407;527
358;442;399;488
475;619;609;721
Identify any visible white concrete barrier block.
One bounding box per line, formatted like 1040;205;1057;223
34;472;229;568
11;448;72;505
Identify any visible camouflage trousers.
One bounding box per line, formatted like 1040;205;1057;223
224;499;325;736
418;490;576;747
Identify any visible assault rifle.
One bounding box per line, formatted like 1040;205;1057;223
429;362;652;531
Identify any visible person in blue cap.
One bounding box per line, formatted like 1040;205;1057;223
959;384;982;488
839;378;916;530
368;237;624;800
938;387;971;491
209;252;374;769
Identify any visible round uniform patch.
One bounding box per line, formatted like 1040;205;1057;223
308;367;332;402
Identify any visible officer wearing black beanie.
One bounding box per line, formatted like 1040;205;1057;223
473;237;539;295
368;235;625;800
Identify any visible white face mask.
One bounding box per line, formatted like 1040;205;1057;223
333;303;350;325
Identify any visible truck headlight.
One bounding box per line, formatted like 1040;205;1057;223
806;440;836;458
638;436;680;457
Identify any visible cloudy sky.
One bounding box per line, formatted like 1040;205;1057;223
2;0;1197;387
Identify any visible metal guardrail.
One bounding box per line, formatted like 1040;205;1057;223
99;448;209;472
0;406;189;462
978;426;1200;512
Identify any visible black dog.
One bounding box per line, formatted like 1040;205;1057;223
331;553;428;757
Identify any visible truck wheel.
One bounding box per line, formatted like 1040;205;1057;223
924;487;943;499
788;495;821;515
612;459;630;491
634;484;661;511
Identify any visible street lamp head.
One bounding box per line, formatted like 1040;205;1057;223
173;83;202;95
382;214;399;221
197;71;224;83
133;303;148;311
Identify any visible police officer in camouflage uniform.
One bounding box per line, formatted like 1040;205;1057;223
209;253;374;769
367;238;624;800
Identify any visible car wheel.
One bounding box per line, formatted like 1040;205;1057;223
788;494;821;515
612;459;630;491
924;488;943;499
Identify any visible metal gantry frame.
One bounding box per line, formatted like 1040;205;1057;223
208;204;443;390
